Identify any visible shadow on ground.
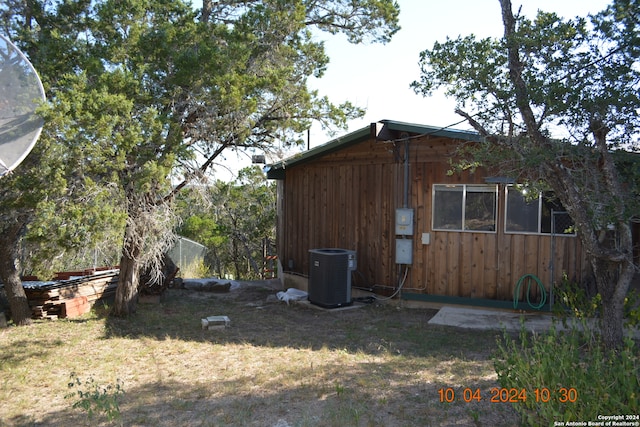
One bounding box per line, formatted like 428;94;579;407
26;367;517;427
102;283;502;359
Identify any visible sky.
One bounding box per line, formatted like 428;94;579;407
216;0;613;179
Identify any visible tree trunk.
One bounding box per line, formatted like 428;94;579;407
238;233;261;278
232;240;241;279
593;254;635;350
112;223;143;317
201;0;211;23
498;0;635;350
211;247;223;278
0;219;32;325
601;293;626;349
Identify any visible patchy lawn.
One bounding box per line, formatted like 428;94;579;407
0;283;519;426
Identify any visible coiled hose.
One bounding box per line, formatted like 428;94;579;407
513;274;547;310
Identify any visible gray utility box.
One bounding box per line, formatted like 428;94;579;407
395;208;414;235
308;248;357;308
395;238;413;264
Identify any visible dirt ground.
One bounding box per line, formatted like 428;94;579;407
163;279;521;426
1;279;521;427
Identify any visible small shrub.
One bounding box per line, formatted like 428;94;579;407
65;372;124;424
553;276;601;321
178;257;211;279
624;289;640;329
493;321;639;426
553;275;640;329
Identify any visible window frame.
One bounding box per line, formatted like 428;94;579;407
432;183;498;233
504;185;576;236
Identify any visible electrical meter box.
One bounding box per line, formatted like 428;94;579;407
395;239;413;264
395;208;414;235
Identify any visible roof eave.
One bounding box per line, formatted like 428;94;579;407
265;126;371;179
265;120;483;179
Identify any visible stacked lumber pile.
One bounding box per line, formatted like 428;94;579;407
24;270;119;320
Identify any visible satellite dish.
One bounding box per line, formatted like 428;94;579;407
0;34;45;176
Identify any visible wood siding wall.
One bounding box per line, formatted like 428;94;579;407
276;135;590;301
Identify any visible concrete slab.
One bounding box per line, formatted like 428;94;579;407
428;306;640;339
428;306;556;333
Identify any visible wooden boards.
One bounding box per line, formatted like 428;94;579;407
24;271;118;319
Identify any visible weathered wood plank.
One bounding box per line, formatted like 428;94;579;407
472;234;486;299
460;233;473;298
447;233;458;297
483;232;498;299
274;131;591;303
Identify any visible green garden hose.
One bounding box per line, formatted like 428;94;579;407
513;274;547;310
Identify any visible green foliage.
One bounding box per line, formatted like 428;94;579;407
176;166;276;279
178;258;211;279
554;275;640;330
15;72;130;277
411;0;640;185
180;215;226;249
65;372;124;424
304;0;400;44
553;276;602;320
625;291;640;329
2;0;400;316
493;322;639;426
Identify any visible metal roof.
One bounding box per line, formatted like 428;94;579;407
265;120;481;179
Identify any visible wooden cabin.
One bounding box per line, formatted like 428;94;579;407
266;120;592;309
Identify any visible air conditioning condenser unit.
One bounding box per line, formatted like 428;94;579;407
308;248;357;308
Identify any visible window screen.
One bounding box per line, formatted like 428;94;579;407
433;185;463;230
465;186;497;231
433;184;497;232
506;187;540;233
505;186;575;235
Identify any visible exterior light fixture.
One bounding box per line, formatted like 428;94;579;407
252;154;266;164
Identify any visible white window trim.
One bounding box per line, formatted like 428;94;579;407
432;184;498;233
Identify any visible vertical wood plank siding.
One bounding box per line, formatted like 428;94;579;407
277;135;589;300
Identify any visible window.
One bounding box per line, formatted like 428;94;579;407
433;184;497;232
505;186;575;235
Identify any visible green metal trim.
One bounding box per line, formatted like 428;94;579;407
381;119;481;142
401;292;551;312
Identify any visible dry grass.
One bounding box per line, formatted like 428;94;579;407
0;283;519;426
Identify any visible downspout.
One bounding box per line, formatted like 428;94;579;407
402;133;410;208
400;133;411;298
